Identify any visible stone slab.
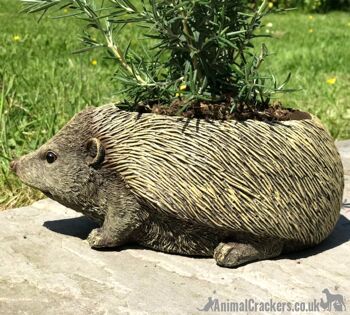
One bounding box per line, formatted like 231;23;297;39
0;141;350;314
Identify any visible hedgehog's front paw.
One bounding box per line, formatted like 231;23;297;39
87;228;114;249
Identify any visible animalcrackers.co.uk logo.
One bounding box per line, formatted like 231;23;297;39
197;289;346;313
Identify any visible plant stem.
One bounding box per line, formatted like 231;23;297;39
76;0;147;85
105;31;147;85
180;6;203;84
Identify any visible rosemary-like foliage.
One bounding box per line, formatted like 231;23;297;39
21;0;293;113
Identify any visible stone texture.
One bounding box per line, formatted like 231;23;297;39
0;141;350;315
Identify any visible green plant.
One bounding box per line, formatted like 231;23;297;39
21;0;292;115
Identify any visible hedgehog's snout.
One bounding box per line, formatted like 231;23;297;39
10;151;50;193
10;153;36;183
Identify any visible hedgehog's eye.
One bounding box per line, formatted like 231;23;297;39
46;151;57;164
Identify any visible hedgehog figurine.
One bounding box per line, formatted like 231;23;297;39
11;104;344;268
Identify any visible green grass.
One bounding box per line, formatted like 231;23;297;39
0;1;349;209
258;11;350;137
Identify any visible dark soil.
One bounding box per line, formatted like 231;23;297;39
136;100;311;122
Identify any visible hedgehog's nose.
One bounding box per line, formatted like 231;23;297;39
10;160;18;173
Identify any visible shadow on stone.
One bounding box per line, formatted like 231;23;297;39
43;216;99;240
43;214;350;261
284;214;350;260
93;243;147;252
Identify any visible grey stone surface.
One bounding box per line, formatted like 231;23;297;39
1;141;350;315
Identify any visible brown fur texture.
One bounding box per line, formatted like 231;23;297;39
12;104;344;268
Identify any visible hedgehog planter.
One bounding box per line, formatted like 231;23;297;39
11;104;344;268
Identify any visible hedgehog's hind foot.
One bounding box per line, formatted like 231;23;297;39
213;238;283;268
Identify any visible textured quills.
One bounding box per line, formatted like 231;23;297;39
91;104;344;246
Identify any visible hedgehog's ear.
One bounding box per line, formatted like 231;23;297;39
86;138;105;168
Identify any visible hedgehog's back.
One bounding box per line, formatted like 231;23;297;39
93;104;344;245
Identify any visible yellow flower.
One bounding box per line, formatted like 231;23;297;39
266;22;273;28
13;35;21;42
63;8;69;14
91;59;97;66
268;2;274;8
326;77;336;85
308;28;314;33
179;84;187;91
308;15;314;20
